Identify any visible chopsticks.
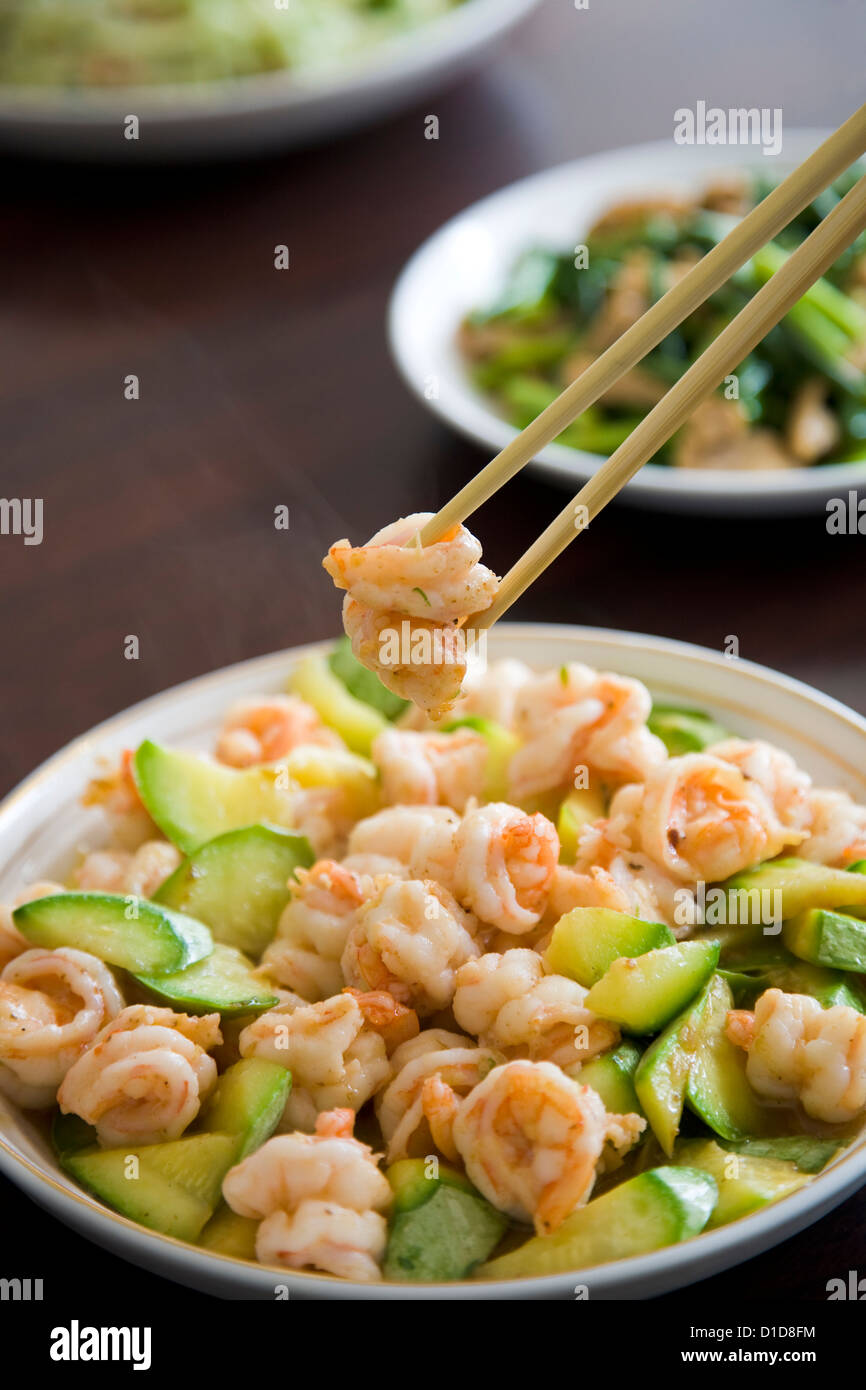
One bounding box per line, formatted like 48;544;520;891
470;170;866;628
418;102;866;556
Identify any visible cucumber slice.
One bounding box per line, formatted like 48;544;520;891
441;717;521;802
584;939;719;1034
783;907;866;972
64;1132;239;1243
199;1058;290;1159
634;978;717;1155
134;739;378;853
198;1203;259;1260
717;1134;841;1175
685;973;769;1141
13;891;211;975
724;857;866;924
556;787;607;863
289;650;389;754
134;943;279;1017
578;1041;644;1115
52;1110;97;1158
386;1157;476;1213
477;1167;716;1280
724;958;866;1013
544;908;675;988
327;635;409;722
155;824;313;958
673;1138;807;1228
706;922;791;972
384;1183;507;1282
648;703;730;756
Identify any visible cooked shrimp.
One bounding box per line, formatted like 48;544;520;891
216;695;340;768
0;881;64;970
222;1110;392;1282
727;988;866;1124
551;816;696;932
342;598;468;722
708;738;813;832
346;805;459;884
343;987;420;1054
375;1028;503;1162
82;749;157;849
259;860;368;1002
341;876;479;1015
239;991;392;1132
451;1059;644;1234
372;728;487;812
452;951;618;1068
73;840;182;899
610;753;804;884
323;513;498;624
797;789;866;867
445;658;534;732
57;1004;221;1147
0;948;124;1108
508;665;666;800
451;803;558;934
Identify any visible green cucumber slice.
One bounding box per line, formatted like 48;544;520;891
648;704;730;755
327;635;409;721
384;1183;507;1282
634;977;717;1155
717;1134;841;1175
13;891;211;974
544;907;675;988
724;857;866;924
556;787;607;863
477;1167;716;1279
685;974;769;1141
199;1058;289;1159
155;823;313;958
134;943;278;1017
578;1041;644;1116
198;1204;259;1260
386;1158;476;1214
289;649;390;754
783;907;866;972
441;717;521;802
673;1138;807;1228
584;939;719;1033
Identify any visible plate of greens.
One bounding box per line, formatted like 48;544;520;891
389;134;866;514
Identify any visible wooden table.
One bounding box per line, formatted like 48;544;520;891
1;0;864;1304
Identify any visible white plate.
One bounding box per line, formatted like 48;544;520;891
2;624;866;1299
389;133;866;515
0;0;541;160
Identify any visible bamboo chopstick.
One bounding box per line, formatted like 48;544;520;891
419;103;866;548
470;171;866;630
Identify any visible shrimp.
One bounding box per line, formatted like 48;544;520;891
451;1059;644;1234
452;951;618;1068
57;1004;221;1147
708;738;813;832
610;753;804;884
372;728;487;812
375;1029;504;1162
343;988;420;1054
445;658;534;732
727;988;866;1124
0;881;64;970
346;805;459;885
216;695;340;768
259;860;368;1002
341;876;479;1015
451;803;559;934
222;1110;392;1282
342;598;468;723
549;816;696;933
73;840;182;899
323;513;498;624
796;789;866;867
82;749;157;849
0;948;124;1108
239;991;393;1132
508;665;666;800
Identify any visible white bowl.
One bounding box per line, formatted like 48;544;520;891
2;624;866;1299
389;133;866;515
0;0;542;161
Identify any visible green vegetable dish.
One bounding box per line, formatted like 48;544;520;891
460;167;866;471
2;638;866;1285
0;0;467;89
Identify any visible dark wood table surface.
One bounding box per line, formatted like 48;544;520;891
1;0;864;1304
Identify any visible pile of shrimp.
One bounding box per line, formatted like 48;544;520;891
4;647;866;1284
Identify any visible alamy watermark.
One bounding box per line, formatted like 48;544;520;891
377;620;488;673
674;881;782;932
0;497;42;545
674;102;783;157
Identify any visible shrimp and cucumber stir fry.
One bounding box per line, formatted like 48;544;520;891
461;165;866;471
4;629;866;1282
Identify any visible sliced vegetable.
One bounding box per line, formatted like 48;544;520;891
647;703;730;755
386;1157;476;1213
685;973;769;1141
556;786;607;863
717;1134;841;1175
783;907;866;973
198;1203;259;1260
64;1132;239;1243
198;1058;289;1158
544;907;675;988
13;891;211;975
384;1182;507;1282
584;939;719;1034
288;649;389;754
155;823;313;958
724;857;866;925
134;943;279;1018
672;1138;807;1228
634;976;717;1155
477;1167;716;1280
442;716;521;802
578;1041;644;1116
327;634;409;722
